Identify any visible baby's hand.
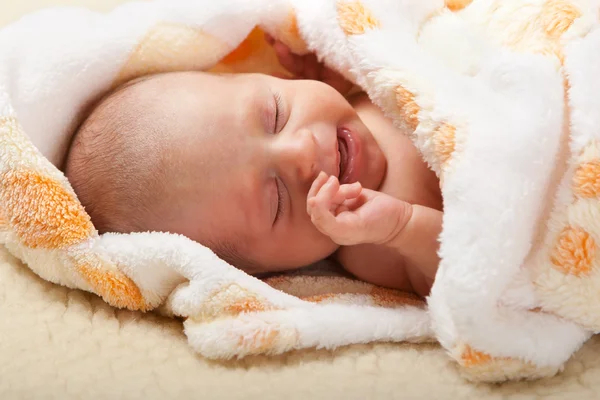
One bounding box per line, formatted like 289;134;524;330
307;172;412;246
265;34;353;95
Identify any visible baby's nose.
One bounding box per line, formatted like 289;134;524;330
277;129;319;183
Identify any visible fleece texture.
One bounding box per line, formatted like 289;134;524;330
3;0;600;383
5;247;600;399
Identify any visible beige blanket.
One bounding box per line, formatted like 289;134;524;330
3;245;600;398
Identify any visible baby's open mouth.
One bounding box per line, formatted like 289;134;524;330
337;128;359;184
338;136;349;181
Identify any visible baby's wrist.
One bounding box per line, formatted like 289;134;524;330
376;201;413;248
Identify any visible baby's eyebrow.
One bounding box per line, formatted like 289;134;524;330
253;83;276;134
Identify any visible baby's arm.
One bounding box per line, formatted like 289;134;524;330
384;203;441;282
307;174;442;285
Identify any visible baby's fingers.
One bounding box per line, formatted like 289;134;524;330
319;209;364;246
335;195;364;215
332;182;362;205
307;176;339;224
307;172;330;203
311;176;340;209
307;179;340;232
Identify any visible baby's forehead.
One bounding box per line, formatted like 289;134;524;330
117;72;272;124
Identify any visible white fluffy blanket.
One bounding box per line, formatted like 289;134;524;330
3;0;600;383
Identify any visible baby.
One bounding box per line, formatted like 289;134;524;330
64;39;443;297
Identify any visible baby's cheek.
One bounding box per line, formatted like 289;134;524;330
301;79;355;116
309;224;341;256
279;225;338;267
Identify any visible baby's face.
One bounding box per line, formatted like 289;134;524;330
143;72;386;272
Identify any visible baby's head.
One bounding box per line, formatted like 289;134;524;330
65;72;386;273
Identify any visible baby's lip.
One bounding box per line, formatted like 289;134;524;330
337;127;362;184
335;136;341;178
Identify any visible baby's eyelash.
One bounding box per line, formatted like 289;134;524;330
275;178;286;222
274;92;284;132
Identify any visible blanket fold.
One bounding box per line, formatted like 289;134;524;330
2;0;600;382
